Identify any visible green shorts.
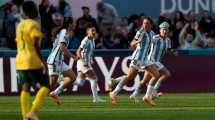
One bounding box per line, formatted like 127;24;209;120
17;69;49;87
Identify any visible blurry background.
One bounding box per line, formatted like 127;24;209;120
0;0;215;95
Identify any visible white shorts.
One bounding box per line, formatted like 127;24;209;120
140;61;164;71
77;60;93;73
48;62;70;75
129;60;152;71
155;62;165;71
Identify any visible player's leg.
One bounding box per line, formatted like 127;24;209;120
108;75;126;92
72;60;88;91
21;83;31;119
47;64;59;90
51;62;76;96
47;64;61;104
56;69;76;94
130;71;151;103
26;69;50;120
17;70;31;120
85;70;105;103
153;66;171;98
143;64;160;106
109;66;138;104
74;72;86;86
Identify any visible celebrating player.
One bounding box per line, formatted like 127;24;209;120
109;17;160;105
47;19;76;105
130;22;172;106
75;23;105;103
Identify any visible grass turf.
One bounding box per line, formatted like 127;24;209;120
0;93;215;120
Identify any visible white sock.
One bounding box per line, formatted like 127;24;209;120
73;77;86;92
72;85;78;92
145;85;154;98
132;85;141;97
113;75;125;83
112;78;125;96
74;72;86;87
154;80;162;92
87;77;98;100
97;84;100;91
54;83;64;95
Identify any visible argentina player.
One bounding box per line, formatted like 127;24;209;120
47;21;76;105
130;22;172;106
75;23;105;103
109;17;160;104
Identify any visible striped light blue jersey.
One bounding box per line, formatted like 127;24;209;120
79;36;95;63
47;29;69;64
148;34;171;62
131;29;155;62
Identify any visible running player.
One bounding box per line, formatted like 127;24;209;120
16;1;49;120
109;17;160;106
75;23;105;103
47;19;76;105
130;22;172;105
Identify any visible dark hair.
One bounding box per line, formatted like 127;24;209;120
59;0;67;13
22;1;38;19
62;17;73;28
174;10;185;23
142;16;153;24
187;28;196;38
85;23;95;30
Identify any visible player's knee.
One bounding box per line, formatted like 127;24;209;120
22;84;31;92
139;80;146;87
165;71;171;79
153;72;160;80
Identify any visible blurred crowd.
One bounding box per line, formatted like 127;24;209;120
0;0;215;50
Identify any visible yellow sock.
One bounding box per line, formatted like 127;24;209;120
20;91;31;119
31;87;49;113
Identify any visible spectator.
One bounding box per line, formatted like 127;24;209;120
64;18;80;49
199;10;215;34
104;33;124;49
206;36;215;48
172;20;185;48
39;0;56;49
58;0;72;20
179;23;204;49
3;3;19;49
173;10;186;25
94;33;103;49
50;12;64;44
186;10;199;30
96;1;119;38
126;14;141;42
75;6;97;41
158;12;172;28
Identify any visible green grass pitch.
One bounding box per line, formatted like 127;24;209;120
1;93;215;120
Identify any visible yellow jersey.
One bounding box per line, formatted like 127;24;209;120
16;19;43;70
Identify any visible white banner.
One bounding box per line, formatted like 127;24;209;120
0;58;4;92
10;58;17;93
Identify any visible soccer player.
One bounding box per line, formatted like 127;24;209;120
75;23;105;103
47;19;76;105
16;1;49;120
130;22;172;105
109;17;160;105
